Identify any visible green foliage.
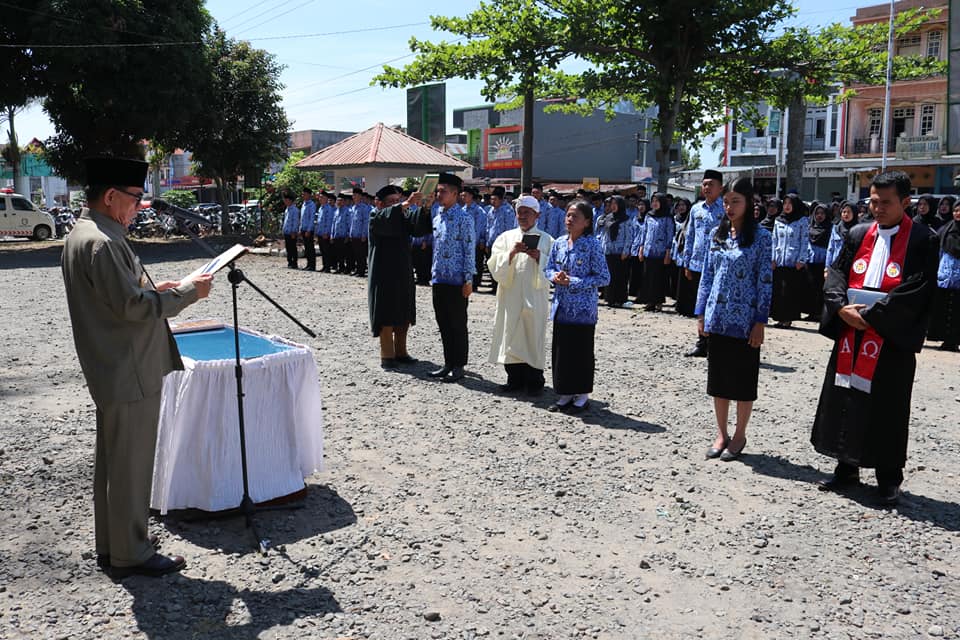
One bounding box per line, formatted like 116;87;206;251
33;0;213;181
160;190;197;209
187;29;290;231
401;176;421;192
271;152;328;195
545;0;795;190
681;146;701;171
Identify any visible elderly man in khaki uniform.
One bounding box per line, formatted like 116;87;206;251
62;157;213;578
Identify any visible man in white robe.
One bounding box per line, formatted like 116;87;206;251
487;195;554;395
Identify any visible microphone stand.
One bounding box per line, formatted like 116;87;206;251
167;208;316;554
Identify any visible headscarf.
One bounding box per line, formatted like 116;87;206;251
598;195;628;242
835;201;859;240
651;193;671;218
760;198;781;231
940;207;960;259
782;194;807;224
673;198;691;224
936;196;956;229
913;195;940;229
808;201;830;248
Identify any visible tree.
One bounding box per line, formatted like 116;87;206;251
187;29;290;233
0;2;45;195
159;189;197;209
681;145;701;171
374;0;572;191
544;0;793;193
33;0;212;181
757;9;946;194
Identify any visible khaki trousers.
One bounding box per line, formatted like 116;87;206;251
94;392;161;567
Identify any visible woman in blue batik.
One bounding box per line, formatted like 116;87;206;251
928;201;960;351
696;177;773;462
596;195;634;308
544;200;611;413
628;198;650;304
640;193;675;311
825;201;858;270
804;202;831;321
770;193;809;328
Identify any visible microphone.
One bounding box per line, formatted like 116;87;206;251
151;198;214;226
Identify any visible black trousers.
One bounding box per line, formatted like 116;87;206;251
318;236;332;271
835;461;903;488
473;246;486;289
284;234;298;267
505;363;544;392
352;239;368;276
432;283;469;367
302;231;316;269
605;255;629;306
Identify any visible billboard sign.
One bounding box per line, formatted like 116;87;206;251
483;125;522;169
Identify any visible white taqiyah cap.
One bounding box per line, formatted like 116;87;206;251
514;194;540;213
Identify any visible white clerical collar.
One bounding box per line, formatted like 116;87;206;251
876;224;899;237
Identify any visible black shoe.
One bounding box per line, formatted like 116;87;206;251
567;401;590;414
287;264;298;269
526;386;544;397
428;366;451;378
381;358;398;369
110;553;186;579
878;484;901;507
719;439;746;462
394;355;418;364
705;437;729;460
498;383;522;393
817;473;861;492
302;266;316;271
939;342;959;352
684;346;708;358
547;401;572;412
97;534;159;569
442;367;465;383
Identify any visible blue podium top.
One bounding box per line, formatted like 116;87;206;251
174;327;293;361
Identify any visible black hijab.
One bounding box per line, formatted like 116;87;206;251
835;201;858;239
599;195;628;242
808;201;830;248
760;198;780;231
940;211;960;259
651;193;671;218
782;194;807;223
936;196;956;229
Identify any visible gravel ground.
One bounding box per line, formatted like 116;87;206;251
0;238;958;640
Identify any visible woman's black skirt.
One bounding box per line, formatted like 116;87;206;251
707;333;760;401
804;262;826;317
771;266;804;322
928;287;960;344
552;322;595;395
605;255;629;306
643;258;667;306
665;263;678;300
675;269;699;317
628;257;644;299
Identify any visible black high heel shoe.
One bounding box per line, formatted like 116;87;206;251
706;436;729;459
720;438;747;462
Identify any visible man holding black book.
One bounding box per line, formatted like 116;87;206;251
487;195;554;395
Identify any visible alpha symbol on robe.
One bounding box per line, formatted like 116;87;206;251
840;337;853;354
860;340;880;360
885;262;901;278
852;259;868;274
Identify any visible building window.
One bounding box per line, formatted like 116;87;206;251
868;108;883;137
830;107;838;147
927;31;943;59
896;34;922;56
815;119;826;139
920;104;935;136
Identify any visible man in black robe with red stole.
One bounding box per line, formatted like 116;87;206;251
811;171;939;506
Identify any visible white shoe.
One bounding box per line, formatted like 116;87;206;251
621;301;634;309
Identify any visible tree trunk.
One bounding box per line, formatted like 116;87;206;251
785;94;806;195
521;83;535;193
655;100;676;194
5;108;28;197
216;177;230;234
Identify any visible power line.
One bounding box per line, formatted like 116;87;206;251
234;0;319;37
0;0;174;42
218;0;279;27
227;0;304;33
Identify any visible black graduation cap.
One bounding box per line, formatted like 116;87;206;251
84;156;148;187
438;172;463;189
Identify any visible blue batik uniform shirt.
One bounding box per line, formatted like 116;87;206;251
938;250;960;289
643;215;676;259
488;203;517;245
316;203;335;236
682;198;724;273
599;217;635;256
299;199;316;234
431;203;476;285
544;234;611;324
772;217;810;266
466;202;487;246
282;204;300;235
349;202;372;239
695;226;774;340
331;206;352;239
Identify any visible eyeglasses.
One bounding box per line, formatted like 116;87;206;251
113;187;144;203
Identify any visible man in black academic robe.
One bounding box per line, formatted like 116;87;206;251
811;171;939;506
367;186;432;368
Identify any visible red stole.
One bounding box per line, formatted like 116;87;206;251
835;215;912;393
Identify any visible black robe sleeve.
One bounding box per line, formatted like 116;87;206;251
819;226;863;340
369;205;432;239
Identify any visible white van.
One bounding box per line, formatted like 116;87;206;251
0;189;56;240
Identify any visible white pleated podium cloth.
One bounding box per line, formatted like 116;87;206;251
151;326;324;514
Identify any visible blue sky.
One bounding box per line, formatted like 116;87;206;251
15;0;866;151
